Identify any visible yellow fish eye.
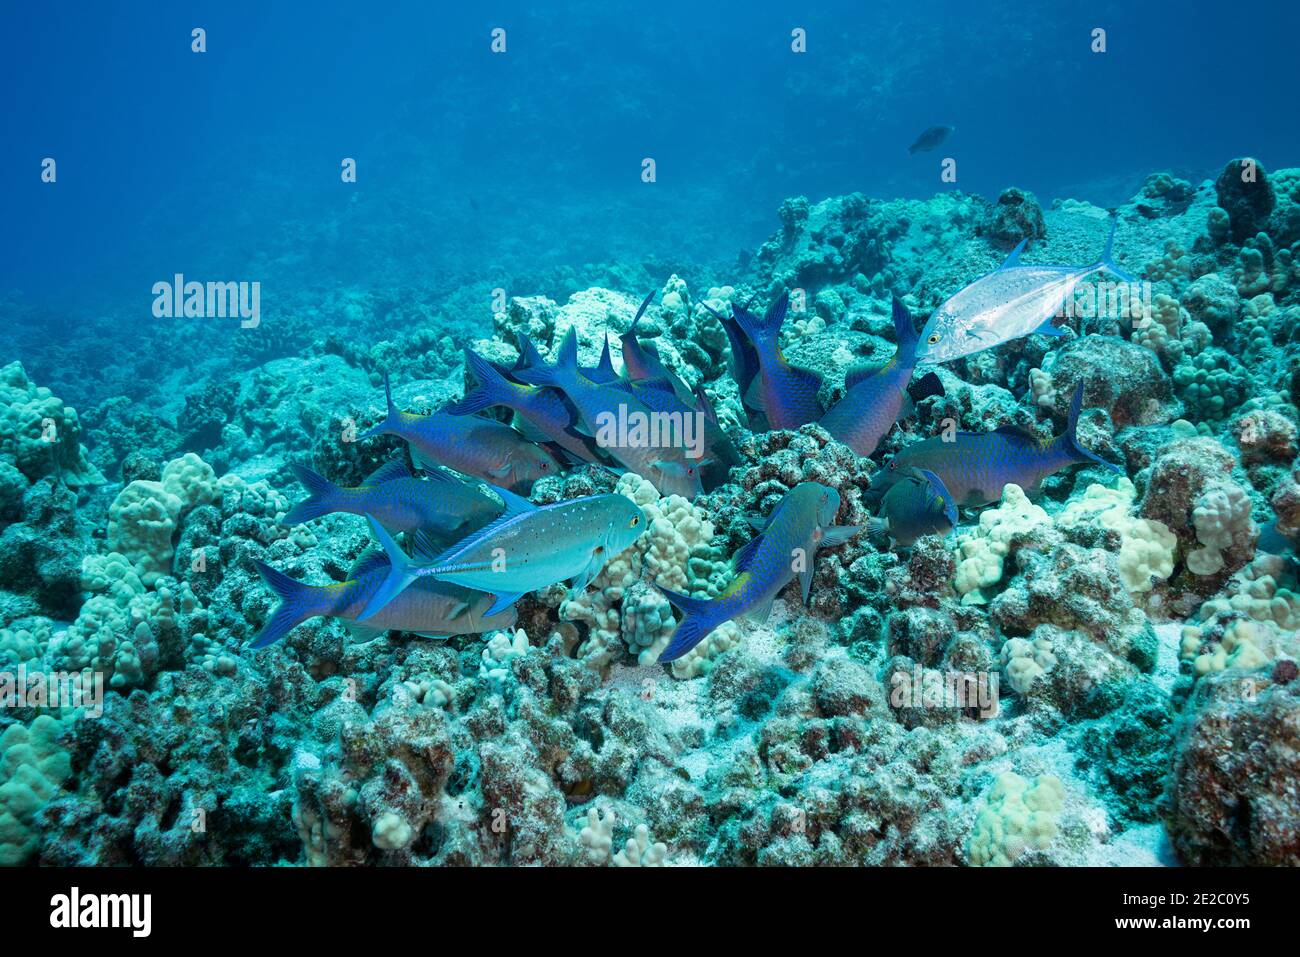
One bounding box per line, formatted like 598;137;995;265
630;516;640;527
927;333;942;344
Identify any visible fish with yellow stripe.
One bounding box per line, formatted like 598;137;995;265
654;482;862;662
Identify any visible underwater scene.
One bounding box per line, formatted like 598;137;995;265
3;0;1300;880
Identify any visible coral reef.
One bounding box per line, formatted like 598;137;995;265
6;161;1300;870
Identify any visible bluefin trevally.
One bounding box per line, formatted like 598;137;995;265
250;552;516;649
357;485;646;620
283;459;502;539
819;297;944;457
867;468;958;548
360;374;561;493
868;382;1123;508
915;216;1136;365
654;482;862;662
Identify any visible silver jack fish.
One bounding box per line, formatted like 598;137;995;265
915;216;1135;365
250;553;516;649
358;486;647;620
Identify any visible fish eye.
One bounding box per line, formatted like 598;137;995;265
630;516;640;527
927;333;942;344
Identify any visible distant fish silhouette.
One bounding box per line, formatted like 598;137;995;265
908;125;954;154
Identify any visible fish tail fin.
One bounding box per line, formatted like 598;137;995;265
731;293;788;349
358;373;399;440
514;330;577;388
1064;382;1123;473
283;463;341;526
892;296;921;360
250;561;323;648
357;517;420;621
1093;214;1136;283
447;349;517;415
556;327;580;375
514;333;547;372
654;585;722;663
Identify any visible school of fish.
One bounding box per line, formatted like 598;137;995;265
253;219;1130;661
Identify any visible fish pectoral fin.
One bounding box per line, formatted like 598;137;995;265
484;591;524;617
744;597;776;625
344;621;388;642
818;525;865;549
798;565;814;606
445;600;471;620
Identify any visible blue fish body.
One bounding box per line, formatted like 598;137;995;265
250;554;516;649
819;298;941;456
655;482;862;662
871;383;1122;507
868;468;958;548
359;486;647;620
513;330;708;497
283;459;502;539
361;374;561;493
728;294;824;430
446;348;603;465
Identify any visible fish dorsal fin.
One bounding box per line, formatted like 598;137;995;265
733;535;765;573
596;335;617;376
364;458;412;486
349;547;390;579
999;239;1028;270
411;529;447;560
630;289;655;331
993;423;1050;448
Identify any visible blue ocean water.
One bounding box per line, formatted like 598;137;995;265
5;0;1297;358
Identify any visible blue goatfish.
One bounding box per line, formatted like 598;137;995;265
447;348;604;466
819;297;944;457
868;468;958;548
655;482;862;662
915;216;1136;365
359;486;647;620
726;294;825;430
869;383;1122;508
514;330;709;498
284;459;502;539
250;552;516;649
360;374;561;494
